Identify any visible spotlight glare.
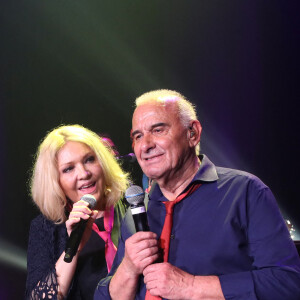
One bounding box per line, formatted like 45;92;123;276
0;238;26;270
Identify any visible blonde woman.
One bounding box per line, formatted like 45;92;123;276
25;125;130;300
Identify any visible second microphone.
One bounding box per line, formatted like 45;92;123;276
125;185;150;232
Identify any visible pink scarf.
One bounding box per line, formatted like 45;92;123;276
92;206;117;273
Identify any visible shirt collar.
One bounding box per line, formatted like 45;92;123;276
149;154;218;202
193;154;219;182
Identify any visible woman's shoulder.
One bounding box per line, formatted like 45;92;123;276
30;214;66;235
30;214;51;228
28;214;67;255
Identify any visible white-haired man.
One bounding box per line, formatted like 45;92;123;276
95;90;300;300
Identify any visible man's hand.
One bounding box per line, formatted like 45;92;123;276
143;262;194;300
109;231;159;300
143;262;225;300
122;231;159;278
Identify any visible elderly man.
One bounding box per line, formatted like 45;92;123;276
95;90;300;299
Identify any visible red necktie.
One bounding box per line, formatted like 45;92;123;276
92;205;117;273
145;182;201;300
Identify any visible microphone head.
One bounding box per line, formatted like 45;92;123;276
125;185;144;206
117;153;137;163
80;194;97;209
126;153;137;163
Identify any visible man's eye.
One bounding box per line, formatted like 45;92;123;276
153;127;164;134
134;134;142;141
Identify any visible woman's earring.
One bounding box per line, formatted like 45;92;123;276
105;187;111;195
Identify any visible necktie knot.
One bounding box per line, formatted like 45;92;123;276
164;201;175;214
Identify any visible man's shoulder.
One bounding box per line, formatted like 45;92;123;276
216;166;255;178
215;166;268;190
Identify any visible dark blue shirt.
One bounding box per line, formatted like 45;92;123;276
95;155;300;300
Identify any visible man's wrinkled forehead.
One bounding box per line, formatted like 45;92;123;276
132;100;179;124
131;100;180;138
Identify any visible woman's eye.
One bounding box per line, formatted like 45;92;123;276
62;166;73;173
86;155;95;163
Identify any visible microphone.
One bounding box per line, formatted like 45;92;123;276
64;194;97;263
117;153;136;163
125;185;149;232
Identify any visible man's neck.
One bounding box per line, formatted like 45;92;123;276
157;156;200;201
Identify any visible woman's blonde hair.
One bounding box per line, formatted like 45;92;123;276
30;124;129;224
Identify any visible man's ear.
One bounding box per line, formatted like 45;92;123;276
188;120;202;147
130;129;135;150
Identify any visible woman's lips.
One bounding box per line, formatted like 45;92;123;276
79;182;96;194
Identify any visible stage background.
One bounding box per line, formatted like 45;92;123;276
0;1;299;299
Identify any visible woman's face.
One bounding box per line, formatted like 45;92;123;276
57;141;105;210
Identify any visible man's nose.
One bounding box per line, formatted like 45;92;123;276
140;133;155;152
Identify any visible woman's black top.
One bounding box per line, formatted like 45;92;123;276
25;200;127;300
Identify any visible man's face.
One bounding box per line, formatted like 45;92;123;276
131;101;191;181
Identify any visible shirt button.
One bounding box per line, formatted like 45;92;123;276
170;234;175;239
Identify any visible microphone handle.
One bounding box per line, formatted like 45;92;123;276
131;204;149;232
64;218;88;263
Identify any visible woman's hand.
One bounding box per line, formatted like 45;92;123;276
55;200;99;298
65;199;99;252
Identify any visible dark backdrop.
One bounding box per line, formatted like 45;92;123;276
0;1;299;299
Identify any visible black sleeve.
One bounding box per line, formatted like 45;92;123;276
25;215;66;300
